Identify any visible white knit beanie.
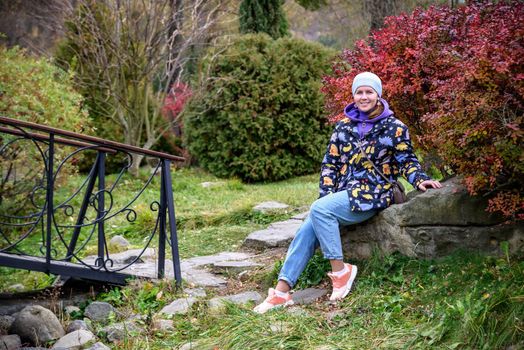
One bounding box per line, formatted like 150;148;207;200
351;72;382;97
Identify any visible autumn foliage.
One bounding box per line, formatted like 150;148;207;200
322;1;524;220
160;82;192;159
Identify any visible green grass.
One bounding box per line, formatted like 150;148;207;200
1;168;522;350
94;250;522;350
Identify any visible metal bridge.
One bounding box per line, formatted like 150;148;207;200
0;116;184;286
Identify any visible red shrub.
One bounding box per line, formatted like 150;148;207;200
322;1;524;220
161;82;192;159
162;82;192;132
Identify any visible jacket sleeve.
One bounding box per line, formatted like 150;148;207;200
319;124;343;198
392;125;430;189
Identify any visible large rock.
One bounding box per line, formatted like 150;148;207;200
159;297;197;316
99;322;141;343
341;177;524;259
52;330;95;350
84;302;116;324
0;316;14;336
0;334;21;350
66;320;90;333
108;235;130;251
10;305;65;345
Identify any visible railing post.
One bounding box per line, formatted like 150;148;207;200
96;152;106;267
45;133;55;272
162;160;182;287
66;155;100;261
158;160;167;278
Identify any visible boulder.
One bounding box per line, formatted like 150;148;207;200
341;177;524;259
100;321;141;343
108;235;130;251
0;316;14;336
52;330;95;350
66;320;90;333
84;302;116;324
9;305;65;345
0;334;21;350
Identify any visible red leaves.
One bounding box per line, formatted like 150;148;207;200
322;0;524;220
162;82;192;123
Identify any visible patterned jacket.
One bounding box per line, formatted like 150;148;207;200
319;106;430;212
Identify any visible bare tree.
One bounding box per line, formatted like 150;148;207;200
55;0;230;174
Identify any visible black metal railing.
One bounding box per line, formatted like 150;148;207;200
0;116;184;286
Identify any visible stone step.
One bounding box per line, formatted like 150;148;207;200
242;214;308;250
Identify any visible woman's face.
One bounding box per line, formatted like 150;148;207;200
354;86;379;113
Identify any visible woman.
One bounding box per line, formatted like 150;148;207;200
254;72;442;314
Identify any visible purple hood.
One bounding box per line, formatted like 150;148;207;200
344;98;394;139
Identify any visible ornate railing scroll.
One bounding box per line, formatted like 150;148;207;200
0;116;184;286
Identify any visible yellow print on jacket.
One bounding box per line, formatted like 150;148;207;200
396;142;408;151
349;153;362;164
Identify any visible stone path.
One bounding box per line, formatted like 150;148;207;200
84;207;309;289
83;204;327;315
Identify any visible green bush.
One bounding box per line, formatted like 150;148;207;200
184;34;335;182
0;46;91;221
0;46;90;131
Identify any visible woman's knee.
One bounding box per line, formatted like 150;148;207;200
309;199;323;219
309;197;332;221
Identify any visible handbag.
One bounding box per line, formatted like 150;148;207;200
357;142;407;204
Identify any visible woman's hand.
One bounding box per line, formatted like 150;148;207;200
418;180;443;191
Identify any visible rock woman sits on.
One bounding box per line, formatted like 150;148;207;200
254;72;442;313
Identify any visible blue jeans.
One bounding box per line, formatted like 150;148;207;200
278;191;376;288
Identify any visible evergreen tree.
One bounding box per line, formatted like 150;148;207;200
239;0;289;39
295;0;327;11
